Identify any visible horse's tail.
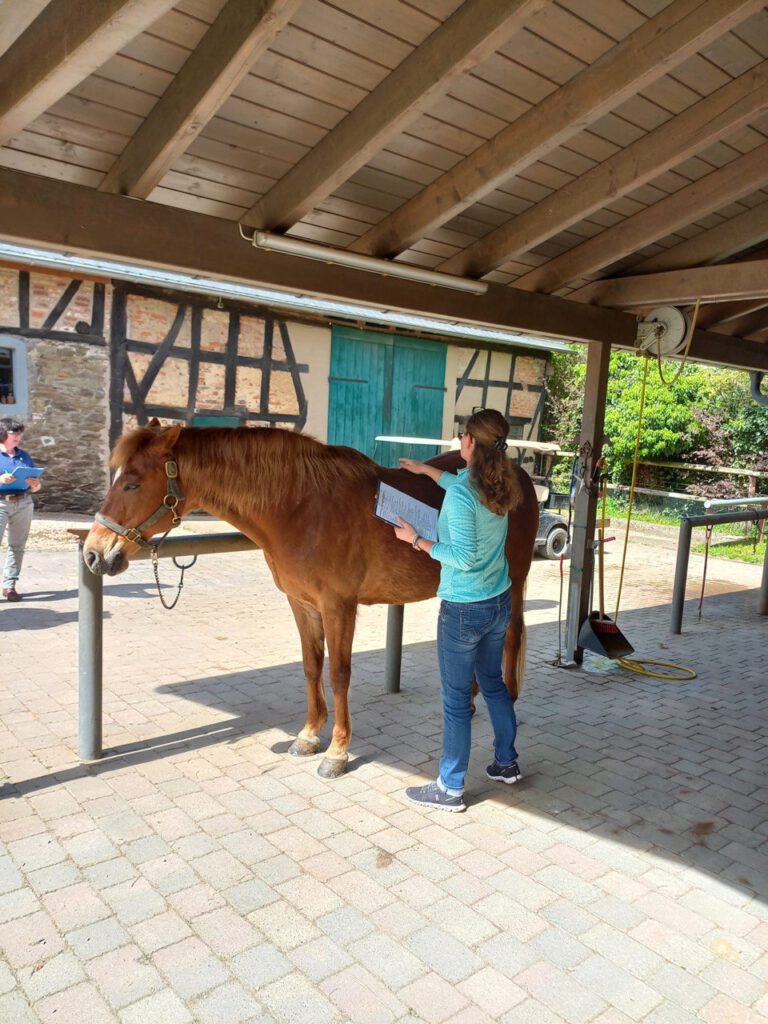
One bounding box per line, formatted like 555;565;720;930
505;578;527;701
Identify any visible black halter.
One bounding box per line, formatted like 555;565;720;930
95;457;184;550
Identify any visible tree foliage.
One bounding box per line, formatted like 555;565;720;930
541;349;768;486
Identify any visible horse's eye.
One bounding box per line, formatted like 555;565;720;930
123;483;140;492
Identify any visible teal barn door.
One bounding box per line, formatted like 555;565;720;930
328;326;446;466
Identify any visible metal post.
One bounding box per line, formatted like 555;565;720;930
670;518;692;635
760;531;768;616
384;604;404;693
78;542;103;760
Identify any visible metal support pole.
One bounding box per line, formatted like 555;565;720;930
760;532;768;616
384;604;404;694
78;541;103;760
670;518;692;635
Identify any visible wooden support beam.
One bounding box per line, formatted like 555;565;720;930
240;0;547;231
349;0;763;259
571;260;768;308
99;0;301;199
0;0;177;144
0;167;635;348
689;329;768;369
0;0;49;59
630;198;768;275
564;341;611;665
516;142;768;294
711;306;768;338
696;298;768;330
439;61;768;278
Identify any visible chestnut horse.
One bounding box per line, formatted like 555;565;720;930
83;421;539;778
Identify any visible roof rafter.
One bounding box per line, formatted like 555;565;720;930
0;0;177;145
570;260;768;308
240;0;548;231
438;60;768;278
628;198;768;275
349;0;763;259
710;306;768;337
697;297;768;330
515;141;768;294
99;0;301;199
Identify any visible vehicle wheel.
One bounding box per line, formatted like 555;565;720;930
544;527;569;559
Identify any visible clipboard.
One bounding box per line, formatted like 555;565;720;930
0;466;45;492
374;481;439;542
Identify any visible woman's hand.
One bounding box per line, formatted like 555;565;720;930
27;478;42;493
0;472;14;484
399;458;428;475
394;517;417;545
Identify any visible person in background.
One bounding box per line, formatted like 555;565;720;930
394;408;522;812
0;418;41;601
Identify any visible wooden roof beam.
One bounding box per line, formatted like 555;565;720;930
0;0;177;145
350;0;763;259
570;260;768;308
516;141;768;294
696;297;768;330
240;0;548;231
0;166;633;348
99;0;301;199
710;306;768;337
628;198;768;275
439;61;768;278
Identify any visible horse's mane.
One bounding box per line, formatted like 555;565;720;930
113;426;379;513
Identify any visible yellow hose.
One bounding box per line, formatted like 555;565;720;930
608;350;697;682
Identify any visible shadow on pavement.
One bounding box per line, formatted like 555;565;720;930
3;586;765;906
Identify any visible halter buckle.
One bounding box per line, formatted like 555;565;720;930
166;459;178;479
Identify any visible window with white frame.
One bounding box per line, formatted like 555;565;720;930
0;338;28;416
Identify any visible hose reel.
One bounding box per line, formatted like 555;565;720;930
635;306;692;357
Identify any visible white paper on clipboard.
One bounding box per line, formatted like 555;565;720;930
374;482;439;542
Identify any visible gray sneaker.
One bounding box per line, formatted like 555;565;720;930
486;760;523;785
406;781;466;813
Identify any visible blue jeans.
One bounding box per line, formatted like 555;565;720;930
437;588;518;793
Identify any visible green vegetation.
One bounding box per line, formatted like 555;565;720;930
542;348;768;564
692;536;767;566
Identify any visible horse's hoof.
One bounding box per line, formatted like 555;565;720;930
317;757;347;779
289;737;320;758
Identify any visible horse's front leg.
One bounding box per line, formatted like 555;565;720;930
286;596;327;758
317;600;357;779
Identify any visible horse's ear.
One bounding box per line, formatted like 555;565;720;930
147;417;162;432
161;424;182;450
150;423;183;454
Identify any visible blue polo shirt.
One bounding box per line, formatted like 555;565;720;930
430;469;510;603
0;447;36;495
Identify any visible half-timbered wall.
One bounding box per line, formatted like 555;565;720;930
0;265;549;513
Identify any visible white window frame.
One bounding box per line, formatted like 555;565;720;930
0;337;29;418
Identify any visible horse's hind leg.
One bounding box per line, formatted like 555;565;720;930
504;579;527;702
287;597;327;758
317;600;357;779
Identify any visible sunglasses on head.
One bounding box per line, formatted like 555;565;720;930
7;429;23;435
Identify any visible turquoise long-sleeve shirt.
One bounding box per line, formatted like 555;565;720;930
430;469;510;602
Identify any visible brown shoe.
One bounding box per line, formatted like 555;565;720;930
3;588;20;601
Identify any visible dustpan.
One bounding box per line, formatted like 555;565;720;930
579;482;634;660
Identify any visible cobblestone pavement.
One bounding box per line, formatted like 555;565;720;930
0;526;766;1024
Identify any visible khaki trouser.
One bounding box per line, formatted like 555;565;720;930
0;494;34;588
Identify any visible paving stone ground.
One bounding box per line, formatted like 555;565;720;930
0;518;766;1023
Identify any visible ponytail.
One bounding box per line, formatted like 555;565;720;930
464;409;520;515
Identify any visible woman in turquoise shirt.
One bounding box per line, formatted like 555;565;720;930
394;408;521;812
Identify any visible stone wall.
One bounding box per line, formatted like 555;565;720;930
0;268;111;513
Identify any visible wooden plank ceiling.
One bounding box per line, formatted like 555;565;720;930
2;0;768;369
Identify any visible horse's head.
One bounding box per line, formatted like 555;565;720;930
83;420;183;576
